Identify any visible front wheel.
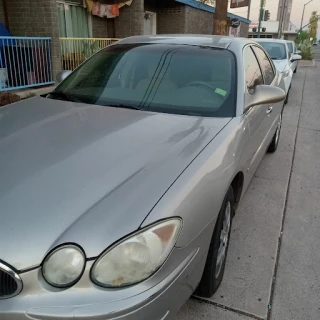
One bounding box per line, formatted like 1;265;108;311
195;187;234;298
268;114;282;153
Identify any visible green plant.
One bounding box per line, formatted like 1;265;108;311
295;30;311;44
308;11;318;42
82;41;101;60
297;40;315;60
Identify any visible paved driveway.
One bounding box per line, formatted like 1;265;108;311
176;63;320;320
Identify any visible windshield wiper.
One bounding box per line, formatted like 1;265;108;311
106;104;141;110
47;91;82;103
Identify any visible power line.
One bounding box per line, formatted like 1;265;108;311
232;6;260;14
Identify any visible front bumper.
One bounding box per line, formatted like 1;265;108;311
0;224;213;320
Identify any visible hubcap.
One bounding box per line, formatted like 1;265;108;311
275;114;282;145
215;202;231;279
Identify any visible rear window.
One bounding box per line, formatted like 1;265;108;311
54;44;237;118
256;42;287;60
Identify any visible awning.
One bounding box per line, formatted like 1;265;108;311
175;0;251;24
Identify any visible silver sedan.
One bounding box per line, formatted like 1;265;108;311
0;35;285;319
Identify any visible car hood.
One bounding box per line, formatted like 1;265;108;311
273;59;289;73
0;97;231;270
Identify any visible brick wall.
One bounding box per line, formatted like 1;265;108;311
184;5;212;34
114;0;144;38
239;22;249;38
0;0;5;25
92;15;108;38
157;5;186;34
6;0;61;77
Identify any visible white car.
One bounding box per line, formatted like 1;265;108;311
255;39;301;104
286;40;301;73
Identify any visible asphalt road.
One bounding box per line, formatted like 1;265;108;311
176;62;320;320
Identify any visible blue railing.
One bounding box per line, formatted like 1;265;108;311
0;37;54;92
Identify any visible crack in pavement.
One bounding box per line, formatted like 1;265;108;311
192;296;265;320
266;69;308;320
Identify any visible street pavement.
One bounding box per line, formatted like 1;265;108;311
176;61;320;320
314;45;320;61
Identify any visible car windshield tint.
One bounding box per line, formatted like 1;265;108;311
53;44;237;118
257;42;287;60
286;42;293;53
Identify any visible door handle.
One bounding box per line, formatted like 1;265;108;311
266;107;273;114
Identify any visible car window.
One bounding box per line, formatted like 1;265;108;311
244;47;263;93
256;42;287;60
286;42;293;53
252;46;275;85
52;44;237;118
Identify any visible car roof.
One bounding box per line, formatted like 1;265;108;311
254;38;288;44
116;35;256;50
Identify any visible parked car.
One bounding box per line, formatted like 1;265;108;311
0;35;285;320
286;40;302;73
255;38;301;104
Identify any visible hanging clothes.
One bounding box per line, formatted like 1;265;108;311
92;1;101;16
100;4;109;17
106;4;119;18
85;0;93;13
119;0;132;8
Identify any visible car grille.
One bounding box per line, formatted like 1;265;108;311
0;262;22;299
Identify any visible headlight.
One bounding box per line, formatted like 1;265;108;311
42;245;86;288
282;70;290;78
91;219;182;288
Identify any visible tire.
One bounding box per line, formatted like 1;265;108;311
195;187;235;298
294;67;297;73
268;113;282;153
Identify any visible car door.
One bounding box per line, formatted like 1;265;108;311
242;46;271;180
252;45;280;145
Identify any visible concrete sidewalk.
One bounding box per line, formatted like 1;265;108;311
177;64;320;320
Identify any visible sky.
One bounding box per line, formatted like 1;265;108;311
229;0;320;38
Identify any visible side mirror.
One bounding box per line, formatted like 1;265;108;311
246;85;286;109
291;54;302;62
295;50;301;55
56;70;72;83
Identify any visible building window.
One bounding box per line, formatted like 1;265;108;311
57;1;91;38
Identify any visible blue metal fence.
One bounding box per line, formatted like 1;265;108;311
0;37;54;92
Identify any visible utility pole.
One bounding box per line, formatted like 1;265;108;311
300;0;313;29
247;0;252;20
277;0;288;38
257;0;264;38
213;0;229;35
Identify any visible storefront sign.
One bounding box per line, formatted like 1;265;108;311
230;0;249;8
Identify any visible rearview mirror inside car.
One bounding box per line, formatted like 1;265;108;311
56;70;72;83
246;85;286;110
291;54;302;62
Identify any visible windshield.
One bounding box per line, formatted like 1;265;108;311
256;42;287;60
52;44;237;118
286;42;293;53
